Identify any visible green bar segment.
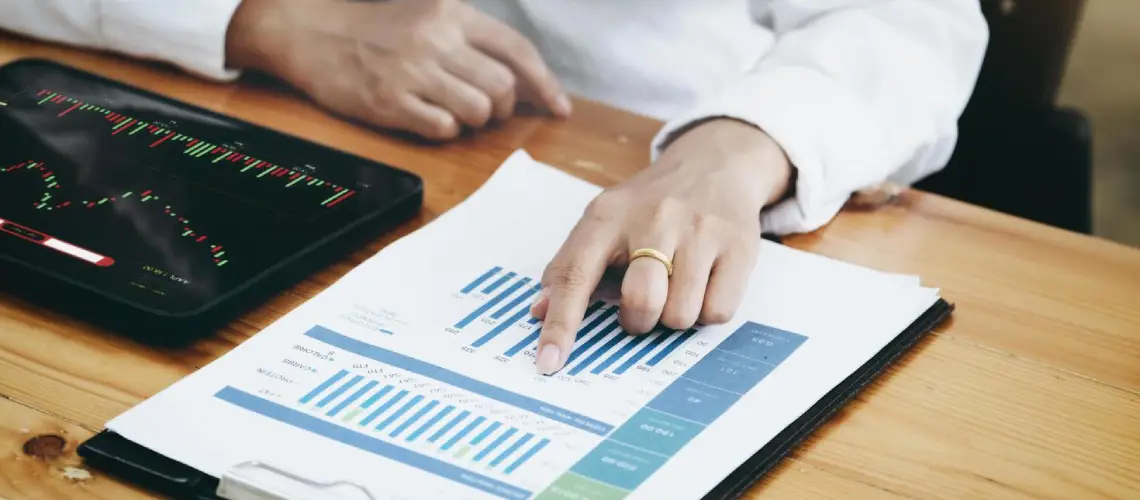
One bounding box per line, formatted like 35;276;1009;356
536;473;628;500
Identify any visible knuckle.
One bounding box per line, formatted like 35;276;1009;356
546;262;590;291
649;197;687;227
583;191;624;223
468;94;494;126
700;305;734;325
621;290;655;316
660;308;696;330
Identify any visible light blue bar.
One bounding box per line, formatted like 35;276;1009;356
503;438;549;474
646;329;698;366
473;304;533;348
305;326;612;435
376;395;424;431
503;301;603;357
390;400;439;438
461;267;502;294
473;427;517;462
481;272;517;294
429;410;470;443
455;278;532;329
299;369;347;404
360;389;407;427
328;380;378;417
489;433;533;468
470;421;502;446
490;285;540;320
614;330;672;375
407;405;455;442
592;331;651;375
316;374;363;408
443;416;486;450
568;328;629;376
215;387;531;500
360;385;393;409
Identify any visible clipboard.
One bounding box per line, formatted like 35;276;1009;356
77;298;954;500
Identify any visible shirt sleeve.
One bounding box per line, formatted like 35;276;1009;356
0;0;244;81
650;0;990;235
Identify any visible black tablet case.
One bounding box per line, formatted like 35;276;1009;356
77;298;953;500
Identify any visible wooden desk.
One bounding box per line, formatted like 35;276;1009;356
1;33;1138;500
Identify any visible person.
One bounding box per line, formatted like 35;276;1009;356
1;0;989;374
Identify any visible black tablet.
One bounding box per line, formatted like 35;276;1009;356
0;59;423;342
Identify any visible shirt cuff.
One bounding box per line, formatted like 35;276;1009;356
651;64;895;235
97;0;244;81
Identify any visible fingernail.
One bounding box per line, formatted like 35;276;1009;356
536;344;561;375
555;94;572;116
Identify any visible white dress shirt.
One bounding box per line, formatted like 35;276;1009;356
0;0;989;235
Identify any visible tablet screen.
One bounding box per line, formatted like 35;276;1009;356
0;60;417;316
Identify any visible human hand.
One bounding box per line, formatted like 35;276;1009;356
225;0;571;139
528;119;793;375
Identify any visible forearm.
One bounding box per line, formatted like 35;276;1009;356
652;0;989;234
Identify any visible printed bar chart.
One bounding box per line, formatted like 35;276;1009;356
286;367;560;482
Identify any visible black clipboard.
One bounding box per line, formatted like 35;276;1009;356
77;298;953;500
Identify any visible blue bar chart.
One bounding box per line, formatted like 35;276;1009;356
216;364;563;498
454;267;704;379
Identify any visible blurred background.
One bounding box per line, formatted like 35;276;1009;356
1059;1;1140;248
916;0;1138;248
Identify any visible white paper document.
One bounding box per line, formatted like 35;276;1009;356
106;150;943;500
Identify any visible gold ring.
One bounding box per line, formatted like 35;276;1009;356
630;248;673;276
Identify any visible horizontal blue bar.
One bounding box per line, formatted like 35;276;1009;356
360;385;393;409
443;416;486;450
317;374;363;408
306;326;612;435
592;332;650;374
408;405;454;442
614;329;672;375
299;369;346;404
482;272;516;294
429;410;470;443
456;278;531;329
473;303;533;348
215;387;530;500
646;328;698;366
328;380;378;417
471;421;502;446
490;433;533;468
391;400;438;438
568;328;628;376
462;267;502;294
563;320;621;368
491;285;540;320
504;438;549;474
474;427;517;462
360;389;407;427
377;395;423;431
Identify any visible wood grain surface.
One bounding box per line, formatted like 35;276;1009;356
0;33;1137;500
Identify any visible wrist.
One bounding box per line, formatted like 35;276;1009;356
662;117;794;208
225;0;292;75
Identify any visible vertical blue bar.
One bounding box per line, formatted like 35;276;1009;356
443;416;486;450
299;369;347;404
473;304;533;348
614;330;673;375
461;267;501;294
360;389;407;427
591;332;651;375
489;433;533;468
376;395;424;431
568;328;629;376
390;400;439;438
482;272;517;294
407;405;454;442
328;380;378;416
504;438;549;474
429;410;470;443
646;328;698;366
455;278;532;329
316;374;363;408
360;385;393;410
563;320;622;368
504;302;603;357
490;285;540;320
473;428;517;462
470;421;502;446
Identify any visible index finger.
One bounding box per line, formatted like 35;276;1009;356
533;224;618;375
461;12;572;117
